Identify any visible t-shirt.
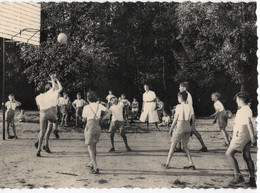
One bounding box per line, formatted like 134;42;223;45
110;104;124;122
73;99;86;108
143;90;156;102
82;103;107;121
5;101;20;111
162;115;171;123
234;105;252;126
175;104;193;121
214;100;225;112
186;91;194;115
132;101;139;108
36;89;59;111
119;99;130;107
58;97;69;106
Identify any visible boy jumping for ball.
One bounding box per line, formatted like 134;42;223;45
108;97;131;152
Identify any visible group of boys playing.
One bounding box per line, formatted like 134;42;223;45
5;73;255;187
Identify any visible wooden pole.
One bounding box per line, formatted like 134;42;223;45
2;38;6;140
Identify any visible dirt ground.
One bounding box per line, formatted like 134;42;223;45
0;111;257;189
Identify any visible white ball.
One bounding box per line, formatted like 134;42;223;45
57;33;68;44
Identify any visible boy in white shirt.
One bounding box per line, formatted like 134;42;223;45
72;93;87;127
210;92;230;146
82;91;109;174
226;91;256;187
106;90;114;108
60;92;70;126
131;98;139;121
35;74;62;157
5;94;21;139
108;97;131;152
119;94;131;124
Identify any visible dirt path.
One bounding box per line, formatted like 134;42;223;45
0;111;257;188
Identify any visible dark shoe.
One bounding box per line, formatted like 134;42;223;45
36;151;41;157
183;165;196;170
245;177;257;188
126;146;132;152
161;163;170;169
91;168;100;174
108;147;115;152
199;147;208;152
8;135;14;139
35;141;39;149
53;130;60;139
229;175;245;185
43;145;52;153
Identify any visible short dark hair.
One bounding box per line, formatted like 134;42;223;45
235;91;250;104
178;91;188;102
121;93;126;97
109;90;112;92
180;82;189;89
212;92;221;99
87;91;97;102
144;84;150;89
8;94;14;97
77;93;81;96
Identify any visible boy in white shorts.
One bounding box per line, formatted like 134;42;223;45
226;92;256;187
108;97;131;152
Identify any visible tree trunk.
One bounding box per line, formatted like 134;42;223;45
239;74;245;92
162;57;167;105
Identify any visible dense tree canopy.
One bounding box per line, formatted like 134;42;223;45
0;2;257;115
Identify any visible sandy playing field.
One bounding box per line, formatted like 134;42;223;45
0;111;257;189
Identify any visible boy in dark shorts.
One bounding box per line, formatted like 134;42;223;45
108;97;131;152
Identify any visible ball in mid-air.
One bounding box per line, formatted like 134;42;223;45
57;33;68;44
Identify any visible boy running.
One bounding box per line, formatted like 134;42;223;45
5;94;21;139
226;92;256;187
108;96;132;152
210;92;230;146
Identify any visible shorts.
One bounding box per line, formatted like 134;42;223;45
217;111;227;129
84;119;101;145
76;107;83;117
40;106;58;122
60;105;68;115
6;109;15;123
228;125;251;152
171;121;191;144
109;121;125;134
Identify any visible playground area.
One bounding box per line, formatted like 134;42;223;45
0;111;257;189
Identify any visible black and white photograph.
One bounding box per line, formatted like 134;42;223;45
0;0;258;190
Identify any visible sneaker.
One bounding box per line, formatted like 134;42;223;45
8;135;14;139
126;146;132;152
229;175;245;185
53;130;60;139
108;147;115;152
245;177;257;188
43;145;52;153
34;141;39;149
199;147;208;152
36;151;41;157
91;168;100;174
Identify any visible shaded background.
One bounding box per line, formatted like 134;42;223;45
0;2;258;115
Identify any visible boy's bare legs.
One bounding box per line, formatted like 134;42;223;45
221;127;230;145
146;122;149;131
11;122;17;139
226;148;245;184
165;142;177;166
155;122;160;131
243;142;256;187
192;128;208;151
43;122;53;153
37;117;48;156
109;133;115;151
121;132;131;151
6;122;11;138
64;115;68;126
88;143;99;173
183;142;195;167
